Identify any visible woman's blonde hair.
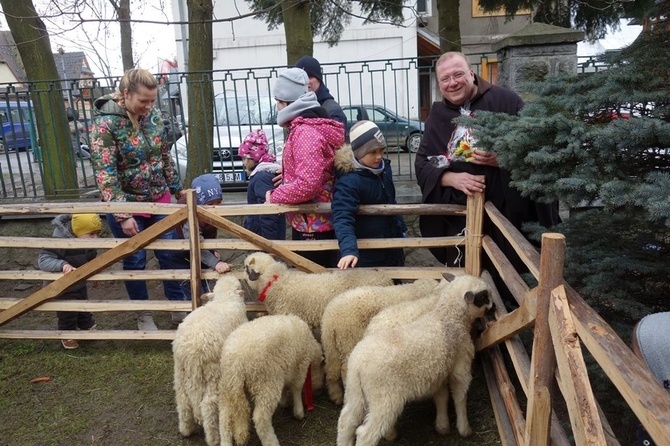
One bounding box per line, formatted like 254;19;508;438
116;68;158;129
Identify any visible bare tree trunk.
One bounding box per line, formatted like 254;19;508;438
0;0;78;198
185;0;214;185
436;0;461;53
282;0;313;65
109;0;134;71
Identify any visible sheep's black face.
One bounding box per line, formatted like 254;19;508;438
245;264;260;281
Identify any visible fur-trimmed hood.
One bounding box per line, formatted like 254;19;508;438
334;144;358;175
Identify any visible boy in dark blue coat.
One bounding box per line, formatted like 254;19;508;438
239;129;286;240
332;120;405;269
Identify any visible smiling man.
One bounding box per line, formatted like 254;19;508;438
414;52;560;266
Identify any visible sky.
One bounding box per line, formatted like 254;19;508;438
0;0;177;78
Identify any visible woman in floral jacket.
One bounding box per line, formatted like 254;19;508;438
90;68;186;331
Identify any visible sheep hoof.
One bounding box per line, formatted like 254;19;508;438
178;422;196;437
458;425;473;438
293;409;305;420
435;423;450;435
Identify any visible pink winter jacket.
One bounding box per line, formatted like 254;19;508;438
268;116;345;233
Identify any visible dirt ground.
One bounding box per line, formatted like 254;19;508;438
0;246;506;446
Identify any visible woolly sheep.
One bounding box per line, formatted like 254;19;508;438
217;314;325;446
172;275;248;446
243;252;393;330
336;274;493;446
321;278;440;405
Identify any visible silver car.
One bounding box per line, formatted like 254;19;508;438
171;94;284;187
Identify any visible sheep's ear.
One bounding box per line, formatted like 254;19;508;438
200;292;215;303
442;272;456;282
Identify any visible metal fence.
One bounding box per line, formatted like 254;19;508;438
0;53;604;202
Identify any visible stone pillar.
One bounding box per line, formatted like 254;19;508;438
493;23;584;92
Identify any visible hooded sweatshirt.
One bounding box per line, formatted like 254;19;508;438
269;92;345;233
38;214;98;294
90;94;183;221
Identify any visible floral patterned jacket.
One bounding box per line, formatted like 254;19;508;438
90;94;182;221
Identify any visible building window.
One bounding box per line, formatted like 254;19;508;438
416;0;430;16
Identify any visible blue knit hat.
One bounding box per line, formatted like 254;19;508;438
191;174;222;205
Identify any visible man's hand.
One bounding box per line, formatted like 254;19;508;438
469;150;498;167
120;217;140;236
440;171;485;196
337;255;358;269
62;263;75;274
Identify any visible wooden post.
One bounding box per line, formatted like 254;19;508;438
186;190;203;310
465;176;485;276
525;233;565;446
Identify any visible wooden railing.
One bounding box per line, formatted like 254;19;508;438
2;189;669;445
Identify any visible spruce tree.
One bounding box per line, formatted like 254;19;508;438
464;29;670;322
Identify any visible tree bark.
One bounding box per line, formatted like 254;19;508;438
112;0;134;71
0;0;78;198
436;0;462;53
185;0;214;185
282;0;313;65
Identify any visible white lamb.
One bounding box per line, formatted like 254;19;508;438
172;275;248;446
217;314;325;446
321;278;440;405
336;274;493;446
243;252;393;330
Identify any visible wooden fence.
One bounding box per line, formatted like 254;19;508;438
1;189;669;445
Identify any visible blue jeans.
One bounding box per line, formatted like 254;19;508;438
106;213;186;301
169;251;211;301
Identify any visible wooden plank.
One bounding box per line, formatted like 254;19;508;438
465;181;485;276
549;285;606;446
0;329;176;340
525;233;565;446
0;298;267;313
566;284;670;446
0;266;463;282
0;207;189;326
196;207;328;273
479;271;584;446
482;235;531;305
484;202;541;279
481;351;519;446
186;190;203;309
0;235;465;251
0;202;467;217
489;346;526;444
476;298;536;351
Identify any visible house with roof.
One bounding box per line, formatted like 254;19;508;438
170;0;533;119
0;31;28;88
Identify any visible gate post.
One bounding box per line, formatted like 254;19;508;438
525;232;565;446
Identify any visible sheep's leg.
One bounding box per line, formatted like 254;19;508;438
433;380;451;434
218;402;235;446
327;378;345;406
174;370;197;437
289;379;305;420
252;395;281;446
200;386;220;446
336;400;365;446
449;359;474;437
355;399;404;446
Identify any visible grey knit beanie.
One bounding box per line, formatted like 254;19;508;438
273;68;309;103
350;120;386;159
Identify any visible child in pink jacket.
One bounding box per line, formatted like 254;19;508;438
266;68;345;267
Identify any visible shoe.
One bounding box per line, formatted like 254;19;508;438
171;311;189;325
137;315;158;331
61;339;79;350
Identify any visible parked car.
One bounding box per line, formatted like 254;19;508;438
0;101;35;153
171;94;284;188
342;104;424;152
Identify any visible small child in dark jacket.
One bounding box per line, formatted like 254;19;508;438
38;214;101;349
172;174;231;318
332;120;406;269
239;129;286;240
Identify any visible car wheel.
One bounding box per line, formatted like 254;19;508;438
403;133;422;153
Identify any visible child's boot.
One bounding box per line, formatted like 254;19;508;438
136;311;157;331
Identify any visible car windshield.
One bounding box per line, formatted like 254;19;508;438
214;96;277;126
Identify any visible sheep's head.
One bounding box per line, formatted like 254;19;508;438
210;275;244;302
244;252;287;285
441;273;494;321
